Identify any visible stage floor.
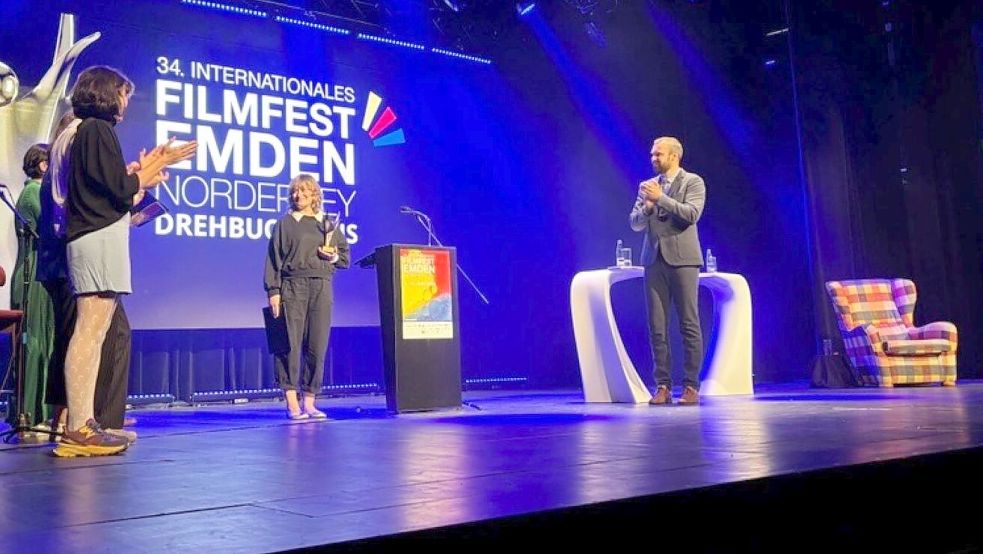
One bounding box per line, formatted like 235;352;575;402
2;382;982;552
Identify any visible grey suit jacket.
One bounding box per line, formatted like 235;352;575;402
629;168;706;267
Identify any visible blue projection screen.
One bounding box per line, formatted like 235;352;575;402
1;3;499;330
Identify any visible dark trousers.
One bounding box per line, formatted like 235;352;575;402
643;252;703;389
276;277;333;394
94;304;130;428
43;278;130;427
43;279;73;408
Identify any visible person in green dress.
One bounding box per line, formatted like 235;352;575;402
9;143;54;427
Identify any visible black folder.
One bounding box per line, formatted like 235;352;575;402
262;306;289;355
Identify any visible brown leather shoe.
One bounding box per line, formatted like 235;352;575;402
678;385;700;405
649;385;672;405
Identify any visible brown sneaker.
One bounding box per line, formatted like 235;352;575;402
678;385;700;405
649;385;672;405
53;419;129;457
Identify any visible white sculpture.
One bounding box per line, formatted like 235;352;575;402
0;14;100;309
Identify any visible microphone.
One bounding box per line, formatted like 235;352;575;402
399;206;431;222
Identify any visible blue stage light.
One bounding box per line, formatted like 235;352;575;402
431;48;493;65
516;2;537;17
356;33;426;51
444;0;471;13
585;20;606;47
444;0;470;12
465;377;528;385
180;0;268;18
274;15;350;35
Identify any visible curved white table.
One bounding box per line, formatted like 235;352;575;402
571;267;753;403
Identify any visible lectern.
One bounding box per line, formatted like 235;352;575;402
366;244;461;412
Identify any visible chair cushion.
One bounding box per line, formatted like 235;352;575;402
828;280;907;329
872;323;909;341
883;339;951;356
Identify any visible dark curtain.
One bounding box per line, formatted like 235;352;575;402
791;0;983;377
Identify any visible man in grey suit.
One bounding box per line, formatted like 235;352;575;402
629;136;706;405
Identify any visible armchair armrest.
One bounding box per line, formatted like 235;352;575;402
908;322;958;343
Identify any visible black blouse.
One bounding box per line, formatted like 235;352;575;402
66;117;140;242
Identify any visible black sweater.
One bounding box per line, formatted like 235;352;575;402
264;214;351;297
66;117;140;242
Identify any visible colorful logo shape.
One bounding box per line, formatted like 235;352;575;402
362;91;405;147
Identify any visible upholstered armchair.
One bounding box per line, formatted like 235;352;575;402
825;279;957;387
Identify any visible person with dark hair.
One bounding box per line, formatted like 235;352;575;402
39;112;137;443
38;112;82;432
8;143;53;428
630;136;707;406
53;66;196;457
12;144;49;309
38;113;80;439
264;174;350;420
21;144;49;182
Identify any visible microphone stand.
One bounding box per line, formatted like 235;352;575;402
404;209;490;305
0;185;40;443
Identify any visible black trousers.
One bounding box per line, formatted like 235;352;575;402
276;277;333;394
643;252;703;389
42;279;74;409
43;278;130;428
94;304;130;428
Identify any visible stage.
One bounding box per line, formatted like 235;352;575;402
1;382;982;552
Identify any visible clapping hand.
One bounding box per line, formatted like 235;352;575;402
135;137;198;189
639;178;662;207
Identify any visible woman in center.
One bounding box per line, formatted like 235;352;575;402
264;174;350;420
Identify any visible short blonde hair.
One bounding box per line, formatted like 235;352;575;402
288;173;324;214
654;136;683;160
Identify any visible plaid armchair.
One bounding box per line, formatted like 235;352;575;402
825;279;957;387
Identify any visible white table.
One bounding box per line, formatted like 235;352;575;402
570;267;753;403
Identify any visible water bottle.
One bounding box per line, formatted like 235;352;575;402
705;248;717;273
616;239;624;267
822;338;833;356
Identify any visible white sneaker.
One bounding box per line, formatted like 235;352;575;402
103;428;138;443
32;422;52;432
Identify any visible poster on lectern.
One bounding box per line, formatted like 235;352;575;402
399;247;453;340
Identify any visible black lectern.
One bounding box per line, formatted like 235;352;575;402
367;244;461;413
